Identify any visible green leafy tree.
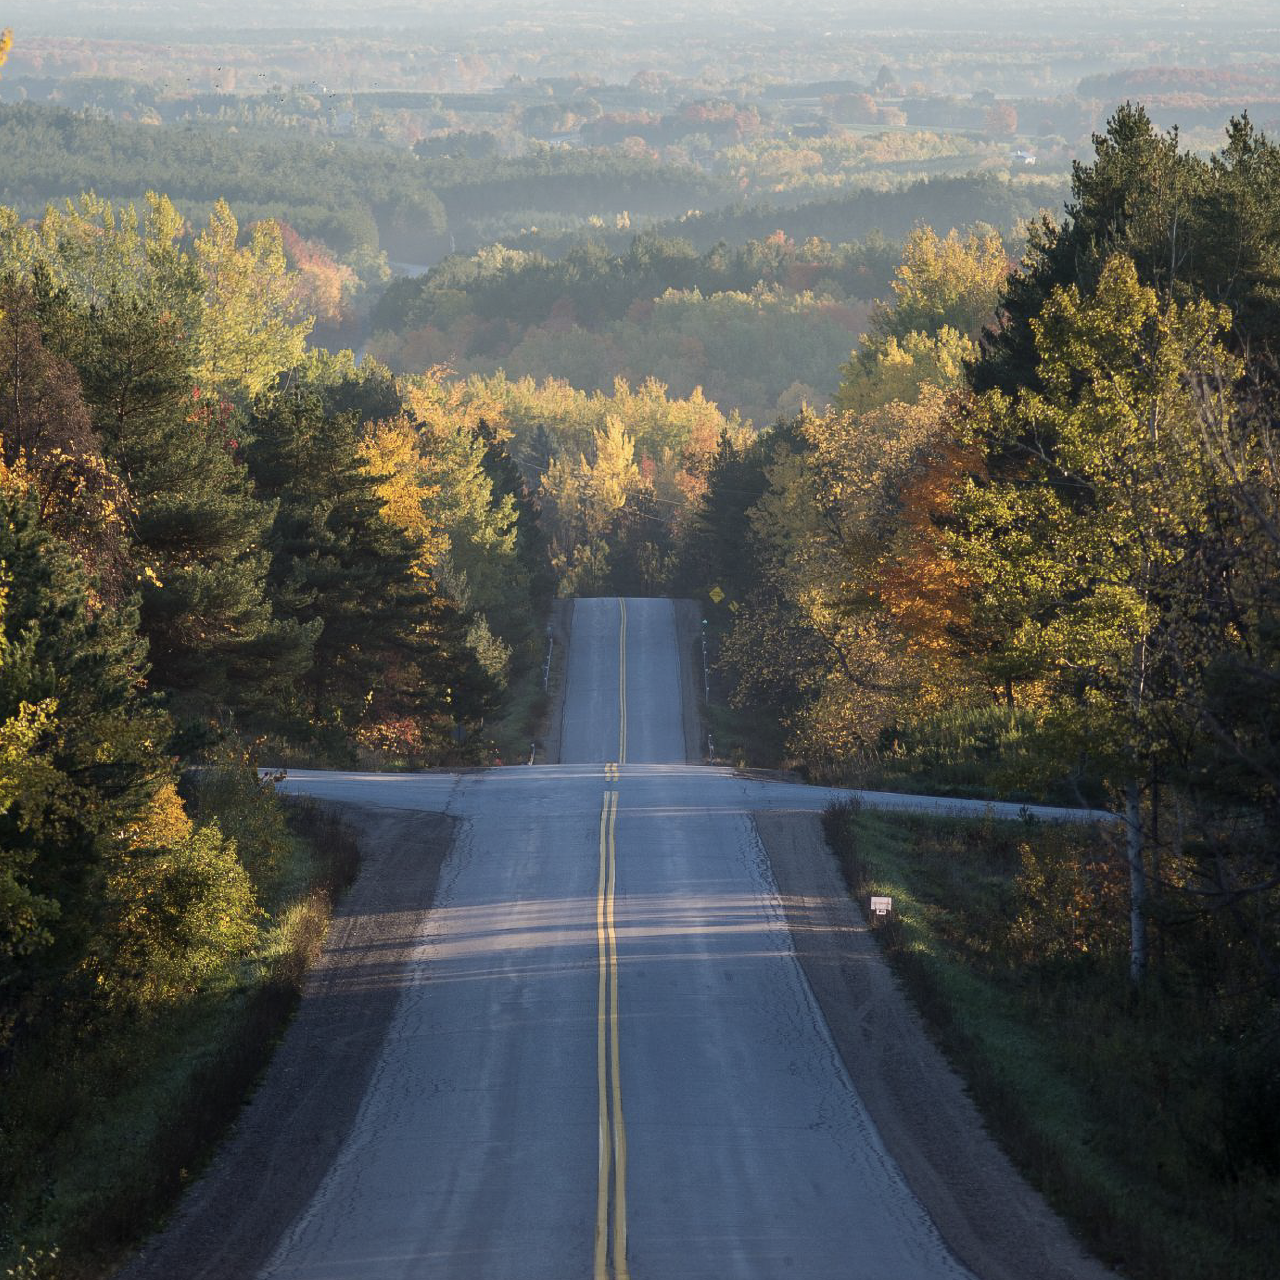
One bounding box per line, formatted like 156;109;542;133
958;254;1236;981
106;820;261;1005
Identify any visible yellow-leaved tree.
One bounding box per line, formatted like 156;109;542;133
836;225;1007;414
724;387;974;763
539;416;642;594
195;200;312;397
875;224;1009;339
0;192;313;404
104;787;262;1006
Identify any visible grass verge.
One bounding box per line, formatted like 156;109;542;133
706;698;790;768
811;704;1106;807
487;641;555;766
0;801;360;1279
822;801;1279;1280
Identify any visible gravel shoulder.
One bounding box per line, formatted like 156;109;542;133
754;809;1119;1280
541;597;573;765
671;596;705;763
115;803;456;1280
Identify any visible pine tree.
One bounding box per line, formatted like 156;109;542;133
247;392;493;745
0;484;168;1034
973;106;1280;398
477;416;554;616
42;286;303;725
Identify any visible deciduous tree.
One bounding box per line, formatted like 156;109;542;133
958;254;1236;981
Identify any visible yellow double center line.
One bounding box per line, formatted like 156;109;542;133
595;598;630;1279
594;789;628;1279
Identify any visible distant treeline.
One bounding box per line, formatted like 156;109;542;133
418;149;732;239
504;172;1068;257
369;231;903;423
0;103;731;265
373;231;899;333
0;102;435;254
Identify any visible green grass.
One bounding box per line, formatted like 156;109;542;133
815;703;1106;807
823;801;1280;1280
487;651;552;766
705;697;790;768
0;802;360;1279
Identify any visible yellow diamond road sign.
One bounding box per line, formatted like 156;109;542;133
708;585;725;604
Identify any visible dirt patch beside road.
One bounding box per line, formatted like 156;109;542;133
755;810;1117;1280
115;804;456;1280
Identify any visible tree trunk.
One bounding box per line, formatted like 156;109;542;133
1125;779;1147;984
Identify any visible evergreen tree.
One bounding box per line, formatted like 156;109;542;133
477;416;554;616
0;485;167;1035
974;106;1280;398
41;286;304;726
305;348;403;424
247;392;493;744
677;422;796;606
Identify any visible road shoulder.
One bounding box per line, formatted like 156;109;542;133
672;597;705;763
541;597;574;765
754;809;1117;1280
115;803;457;1280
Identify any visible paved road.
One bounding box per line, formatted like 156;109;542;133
262;597;1102;1279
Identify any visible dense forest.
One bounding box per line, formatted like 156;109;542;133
0;102;735;268
369;233;897;423
683;104;1280;971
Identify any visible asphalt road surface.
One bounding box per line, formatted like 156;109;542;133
124;595;1112;1280
250;598;985;1279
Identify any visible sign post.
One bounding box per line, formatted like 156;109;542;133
869;895;893;924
